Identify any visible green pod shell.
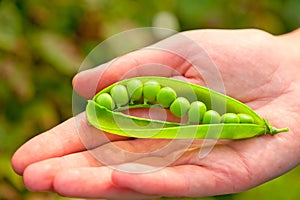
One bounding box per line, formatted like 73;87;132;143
86;76;289;139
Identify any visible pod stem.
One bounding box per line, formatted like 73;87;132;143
264;119;289;135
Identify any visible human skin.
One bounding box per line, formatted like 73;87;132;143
11;28;300;199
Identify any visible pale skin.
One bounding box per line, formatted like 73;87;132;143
11;28;300;200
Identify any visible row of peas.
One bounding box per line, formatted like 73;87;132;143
95;79;254;124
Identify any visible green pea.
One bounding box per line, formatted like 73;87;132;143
238;113;254;124
95;93;115;110
127;79;143;104
110;84;129;107
170;97;190;117
202;110;221;124
143;81;161;104
156;86;177;108
188;101;207;124
220;113;240;123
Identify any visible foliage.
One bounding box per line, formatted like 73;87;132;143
0;0;300;199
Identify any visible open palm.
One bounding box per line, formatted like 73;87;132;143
12;29;300;199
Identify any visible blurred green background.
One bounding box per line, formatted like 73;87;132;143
1;0;300;199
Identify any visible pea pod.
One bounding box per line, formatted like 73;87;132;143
86;76;289;139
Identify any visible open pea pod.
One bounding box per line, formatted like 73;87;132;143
86;76;288;139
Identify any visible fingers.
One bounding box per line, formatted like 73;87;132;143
108;139;252;197
11;112;127;175
23;150;102;191
73;48;189;98
109;134;297;198
112;165;216;198
24;157;158;200
12;116;84;175
21;138;180;192
53;167;158;200
111;157;248;198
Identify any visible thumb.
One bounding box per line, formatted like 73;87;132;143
72;48;186;99
72;32;211;99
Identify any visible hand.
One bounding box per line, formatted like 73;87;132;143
12;28;300;199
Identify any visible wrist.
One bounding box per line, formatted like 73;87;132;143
277;28;300;65
277;28;300;51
